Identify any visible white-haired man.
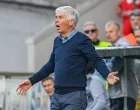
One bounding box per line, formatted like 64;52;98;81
16;6;119;110
83;21;110;47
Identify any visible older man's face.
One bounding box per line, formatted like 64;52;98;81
55;11;73;35
83;24;98;42
105;24;120;44
131;16;140;29
134;30;140;45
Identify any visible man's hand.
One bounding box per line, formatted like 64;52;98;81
107;72;119;85
16;79;32;95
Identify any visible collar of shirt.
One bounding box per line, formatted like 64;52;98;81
110;37;123;47
59;29;78;43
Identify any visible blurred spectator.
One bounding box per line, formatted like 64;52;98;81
105;20;138;110
117;0;140;35
86;71;110;110
105;21;130;47
42;76;54;98
83;21;110;47
134;25;140;45
83;21;110;110
123;10;140;45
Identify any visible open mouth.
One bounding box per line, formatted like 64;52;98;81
56;24;60;29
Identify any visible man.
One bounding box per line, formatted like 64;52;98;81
83;21;110;110
42;76;54;97
117;0;140;35
134;25;140;45
133;25;140;109
123;10;140;45
16;6;119;110
42;77;54;110
83;21;110;47
105;21;138;110
105;21;130;47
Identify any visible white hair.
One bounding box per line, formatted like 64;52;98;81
55;6;79;28
83;21;97;29
105;20;120;30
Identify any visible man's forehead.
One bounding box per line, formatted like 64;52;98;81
85;24;95;28
43;79;53;83
131;16;140;19
55;11;67;16
105;24;116;30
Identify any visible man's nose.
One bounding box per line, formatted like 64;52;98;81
106;33;109;37
134;20;138;24
55;18;59;23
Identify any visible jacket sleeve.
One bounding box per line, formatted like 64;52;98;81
28;42;55;85
79;37;110;79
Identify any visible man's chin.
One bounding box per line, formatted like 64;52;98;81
56;29;61;33
57;31;63;35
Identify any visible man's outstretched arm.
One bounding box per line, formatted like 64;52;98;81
29;51;55;85
17;46;55;94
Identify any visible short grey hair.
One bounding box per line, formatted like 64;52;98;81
105;20;120;30
55;6;79;28
83;21;97;29
130;9;140;17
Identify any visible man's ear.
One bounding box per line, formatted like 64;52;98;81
69;19;75;27
96;29;99;35
118;30;121;36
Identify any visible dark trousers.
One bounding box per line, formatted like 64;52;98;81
51;91;87;110
110;97;136;110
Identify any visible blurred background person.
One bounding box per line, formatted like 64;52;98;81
83;21;110;47
133;25;140;110
105;20;130;47
134;25;140;45
86;70;110;110
124;10;140;45
42;76;54;110
116;0;140;36
42;76;54;98
105;21;138;110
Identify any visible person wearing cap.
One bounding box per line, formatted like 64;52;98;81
123;10;140;45
83;21;110;48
